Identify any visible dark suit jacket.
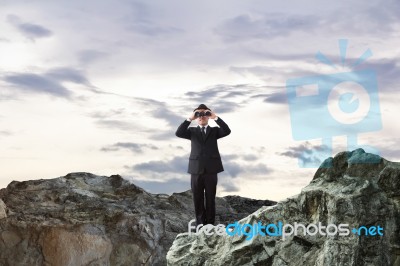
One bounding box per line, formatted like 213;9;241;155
175;117;231;174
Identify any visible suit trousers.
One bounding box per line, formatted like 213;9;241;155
191;172;218;226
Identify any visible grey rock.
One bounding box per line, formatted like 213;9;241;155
0;172;276;266
167;149;400;266
0;199;6;219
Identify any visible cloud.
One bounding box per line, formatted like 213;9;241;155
223;154;240;160
0;91;16;101
215;13;318;42
128;177;190;194
369;138;400;161
128;175;240;194
78;50;109;64
132;154;188;174
86;98;180;135
151;102;183;124
123;2;184;37
134;97;182;124
168;144;184;150
0;130;12;136
242;154;258;161
221;160;242;178
2;67;94;99
232;57;399;107
356;59;400;92
129;22;183;36
127;150;272;180
92;118;140;131
324;0;400;36
183;84;260;114
221;153;272;178
214;0;400;44
93;84;283;139
223;161;271;178
131;97;185;140
125;153;250;194
279;141;331;167
218;181;241;193
45;68;90;85
250;92;287;104
101;142;158;153
4;73;72;98
7;14;52;40
380;148;400;161
149;130;176;141
185;84;248;102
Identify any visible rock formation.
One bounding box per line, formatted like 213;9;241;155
0;172;275;265
167;149;400;266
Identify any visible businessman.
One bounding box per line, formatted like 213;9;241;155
175;104;231;226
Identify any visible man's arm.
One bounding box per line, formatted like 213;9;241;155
176;111;196;140
175;120;192;140
214;117;231;139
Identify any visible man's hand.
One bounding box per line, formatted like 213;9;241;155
210;111;217;120
189;111;196;121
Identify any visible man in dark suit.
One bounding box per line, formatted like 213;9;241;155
175;104;231;226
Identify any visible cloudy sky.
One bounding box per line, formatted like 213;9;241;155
0;0;399;201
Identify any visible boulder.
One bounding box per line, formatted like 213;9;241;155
0;172;275;265
167;149;400;266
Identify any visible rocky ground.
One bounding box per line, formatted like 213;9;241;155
167;149;400;266
0;172;276;265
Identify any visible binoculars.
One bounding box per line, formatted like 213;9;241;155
194;110;211;117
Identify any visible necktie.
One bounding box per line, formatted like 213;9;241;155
201;126;206;139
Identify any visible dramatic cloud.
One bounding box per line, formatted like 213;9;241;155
123;2;185;37
251;92;287;104
7;14;52;40
222;161;271;178
279;141;331;167
218;181;241;193
86;97;183;135
215;13;319;42
4;73;72;98
134;97;182;124
222;153;272;178
132;154;188;174
129;176;240;194
215;0;400;43
127;151;271;180
324;0;400;36
91;117;141;132
357;59;400;92
0;0;398;201
183;84;262;114
130;97;186;140
1;67;95;99
101;142;158;153
45;68;90;86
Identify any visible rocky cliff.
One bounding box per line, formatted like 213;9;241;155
0;172;276;266
167;149;400;266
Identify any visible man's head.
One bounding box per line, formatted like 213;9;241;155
193;104;211;126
